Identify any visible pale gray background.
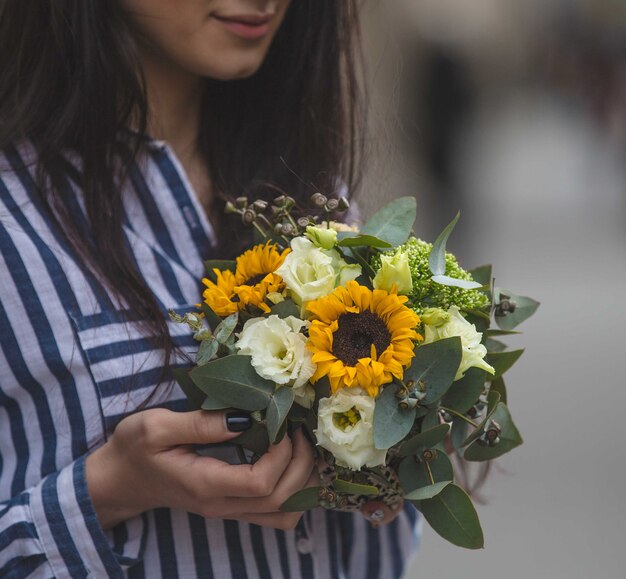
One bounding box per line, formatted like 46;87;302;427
359;2;626;577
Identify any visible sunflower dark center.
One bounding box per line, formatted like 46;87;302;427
242;273;266;287
332;311;391;366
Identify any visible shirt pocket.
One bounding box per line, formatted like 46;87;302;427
69;305;197;436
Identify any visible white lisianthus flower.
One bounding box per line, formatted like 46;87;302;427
423;306;495;381
275;237;361;308
315;388;387;470
372;249;414;294
305;225;338;250
236;315;316;407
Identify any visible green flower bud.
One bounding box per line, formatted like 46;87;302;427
372;250;413;294
421;307;450;327
305;225;338;250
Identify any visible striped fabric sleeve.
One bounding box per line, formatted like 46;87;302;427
0;456;142;578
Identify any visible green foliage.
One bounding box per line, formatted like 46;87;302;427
399;452;454;492
336;234;393;249
441;367;486;414
190;355;275;411
373;384;416;449
399;424;450;457
406;481;451;501
418;484;484;549
270;300;300;319
361;196;417;246
203;259;236;282
406;337;462;405
172;368;205;411
333;479;379;496
463;403;523;461
494;288;540;330
266;387;294;444
486;349;525;378
280;487;322;512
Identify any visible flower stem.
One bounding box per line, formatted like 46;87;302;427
424;461;435;485
440;406;479;428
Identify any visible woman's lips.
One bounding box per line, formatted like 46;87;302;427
212;13;273;40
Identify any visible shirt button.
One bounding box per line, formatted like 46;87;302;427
296;537;313;554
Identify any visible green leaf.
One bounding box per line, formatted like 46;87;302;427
494;289;540;330
486;349;524;378
196;338;219;366
266;387;294;444
336;234;393;249
463;403;523;461
172;367;204;411
419;483;484;549
490;376;507;405
468;265;492;287
399;452;454;492
200;397;229;411
333;479;379;496
431;275;483;290
213;313;238;344
373;384;416;449
485;338;507;353
450;419;468;453
361;196;417;246
280;487;322;512
486;329;521;337
429;212;460;276
441;368;486;414
399;424;450;457
270;300;300;319
406;481;451;501
234;420;269;455
421;408;441;431
406;337;462;405
190;355;275;411
204;260;236;282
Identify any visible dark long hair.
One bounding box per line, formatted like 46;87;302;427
0;1;365;372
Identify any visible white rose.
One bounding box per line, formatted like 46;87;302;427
314;388;387;470
275;237;361;307
236;315;316;407
423;306;495;381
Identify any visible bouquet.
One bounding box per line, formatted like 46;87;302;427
171;194;538;549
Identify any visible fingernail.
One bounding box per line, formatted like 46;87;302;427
366;509;385;523
226;411;252;432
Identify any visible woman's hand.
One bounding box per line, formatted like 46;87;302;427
86;409;316;531
361;499;405;528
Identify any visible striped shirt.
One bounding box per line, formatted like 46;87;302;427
0;139;420;578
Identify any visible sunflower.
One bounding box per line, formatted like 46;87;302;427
307;280;422;397
202;242;290;317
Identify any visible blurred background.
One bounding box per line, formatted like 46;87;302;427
359;1;626;578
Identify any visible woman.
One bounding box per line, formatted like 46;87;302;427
0;1;420;577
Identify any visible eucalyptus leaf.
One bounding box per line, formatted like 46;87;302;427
333;479;379;496
204;259;236;282
405;481;451;501
399;424;450;457
373;384;416;449
270;300;300;319
494;288;540;330
280;487;322;512
406;337;462;405
361;196;417;246
213;313;238;345
429;212;460;276
486;329;521;337
450;419;469;453
201;397;229;411
441;367;486;414
266;387;295;444
421;408;441;431
172;367;204;411
468;265;492;287
196;338;219;366
431;275;483;290
463;403;523;461
190;355;275;411
418;483;484;549
234;420;269;456
490;376;508;405
336;234;393;249
486;349;524;378
399;453;454;492
485;338;507;353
